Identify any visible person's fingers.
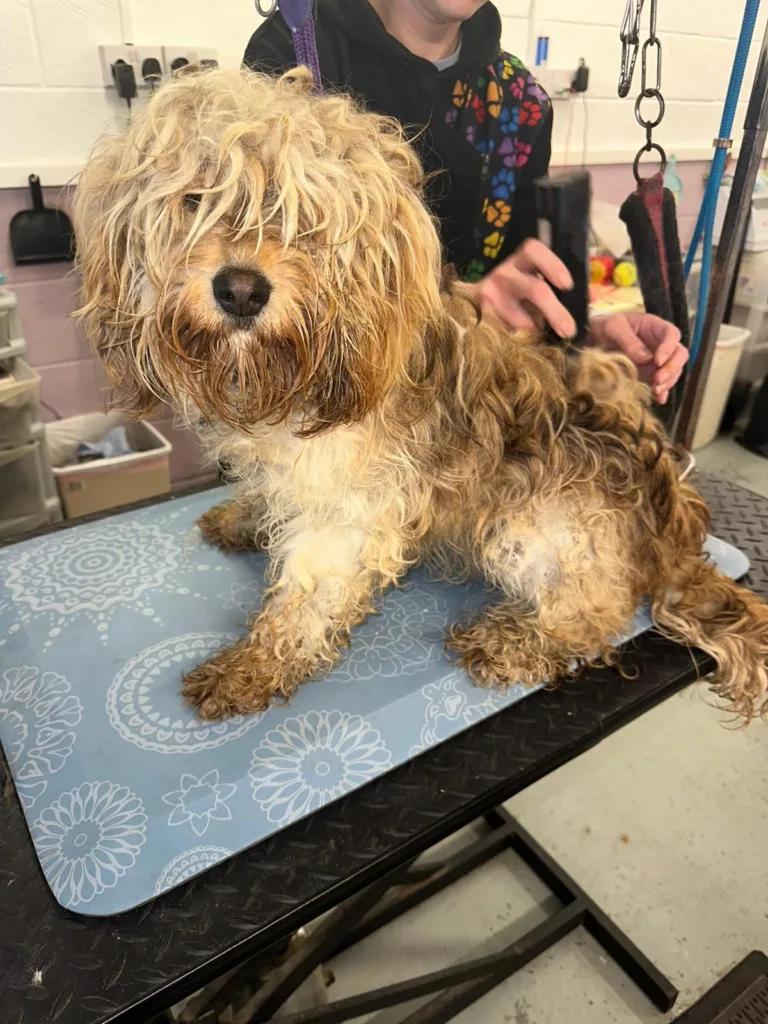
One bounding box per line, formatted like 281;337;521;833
593;315;653;365
517;275;577;337
646;321;682;366
478;278;537;330
652;343;689;391
512;238;574;290
485;267;576;337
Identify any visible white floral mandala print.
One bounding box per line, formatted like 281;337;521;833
332;588;449;684
162;770;237;837
0;709;26;765
0;513;221;648
0;666;83;808
250;710;393;826
409;670;527;756
107;633;264;753
32;781;147;907
154;846;233;895
219;579;263;614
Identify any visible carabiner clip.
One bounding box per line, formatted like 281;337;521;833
618;0;643;98
255;0;277;16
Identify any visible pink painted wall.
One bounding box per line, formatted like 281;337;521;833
551;160;709;249
0;186;214;489
1;160;708;480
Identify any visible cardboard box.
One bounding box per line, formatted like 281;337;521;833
54;421;171;519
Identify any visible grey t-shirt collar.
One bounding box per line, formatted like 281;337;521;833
432;35;462;72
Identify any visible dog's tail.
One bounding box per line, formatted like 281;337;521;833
650;482;768;723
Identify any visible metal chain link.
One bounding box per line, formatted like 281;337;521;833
255;0;277;16
619;0;668;181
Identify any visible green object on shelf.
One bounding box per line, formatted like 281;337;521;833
664;155;684;205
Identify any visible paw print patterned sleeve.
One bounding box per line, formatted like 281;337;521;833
496;78;553;269
445;57;552;282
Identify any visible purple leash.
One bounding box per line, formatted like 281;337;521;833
256;0;322;93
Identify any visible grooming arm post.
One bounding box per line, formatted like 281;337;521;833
675;17;768;449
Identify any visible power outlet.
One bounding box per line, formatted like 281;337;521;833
163;47;219;74
99;45;167;89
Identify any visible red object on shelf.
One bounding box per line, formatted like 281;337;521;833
590;255;616;284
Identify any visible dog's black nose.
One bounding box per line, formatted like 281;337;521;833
212;268;271;319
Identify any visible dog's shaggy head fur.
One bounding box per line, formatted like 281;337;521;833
75;67;442;434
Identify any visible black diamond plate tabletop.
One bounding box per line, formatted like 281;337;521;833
0;476;766;1024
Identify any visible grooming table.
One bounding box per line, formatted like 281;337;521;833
0;476;765;1024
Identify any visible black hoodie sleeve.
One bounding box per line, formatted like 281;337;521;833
244;15;296;73
498;108;553;261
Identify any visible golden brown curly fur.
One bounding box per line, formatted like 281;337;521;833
74;67;768;723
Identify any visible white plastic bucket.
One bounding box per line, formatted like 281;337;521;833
691;324;750;450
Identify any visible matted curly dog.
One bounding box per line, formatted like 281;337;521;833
74;67;768;724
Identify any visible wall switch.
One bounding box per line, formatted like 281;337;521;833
99;45;167;89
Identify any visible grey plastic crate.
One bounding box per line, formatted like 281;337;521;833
0;422;60;524
0;496;61;541
0;289;24;365
0;359;41;449
0;441;47;520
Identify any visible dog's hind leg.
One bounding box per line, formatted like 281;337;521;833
183;517;409;719
447;588;635;690
447;511;639;689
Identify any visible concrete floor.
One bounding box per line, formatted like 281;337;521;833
695;435;768;500
321;439;768;1023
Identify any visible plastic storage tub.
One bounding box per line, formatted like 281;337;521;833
728;305;768;383
53;420;172;518
0;359;41;449
0;433;51;520
714;187;768;251
691;324;750;450
0;288;23;359
686;257;768;385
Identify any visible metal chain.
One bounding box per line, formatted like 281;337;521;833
619;0;668;181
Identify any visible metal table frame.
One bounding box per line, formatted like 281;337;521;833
0;475;764;1024
185;805;676;1024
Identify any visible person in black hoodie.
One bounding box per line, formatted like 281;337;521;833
244;0;687;405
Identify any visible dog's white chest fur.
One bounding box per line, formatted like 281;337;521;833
216;419;386;530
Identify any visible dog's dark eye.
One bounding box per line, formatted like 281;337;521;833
183;193;202;211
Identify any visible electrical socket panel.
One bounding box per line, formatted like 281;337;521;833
99;45;166;89
163;47;219;74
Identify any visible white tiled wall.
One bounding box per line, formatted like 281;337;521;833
0;0;766;185
0;0;267;187
500;0;768;164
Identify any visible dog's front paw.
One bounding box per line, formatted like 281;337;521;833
197;501;266;553
182;644;271;720
181;639;309;720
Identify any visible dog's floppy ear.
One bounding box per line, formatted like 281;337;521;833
303;105;444;433
73;133;165;417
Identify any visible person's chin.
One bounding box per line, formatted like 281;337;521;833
433;0;488;23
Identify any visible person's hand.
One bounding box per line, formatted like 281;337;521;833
590;312;689;405
473;238;577;339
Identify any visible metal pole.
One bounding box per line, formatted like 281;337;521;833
675;16;768;449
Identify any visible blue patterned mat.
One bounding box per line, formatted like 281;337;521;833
0;487;750;916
